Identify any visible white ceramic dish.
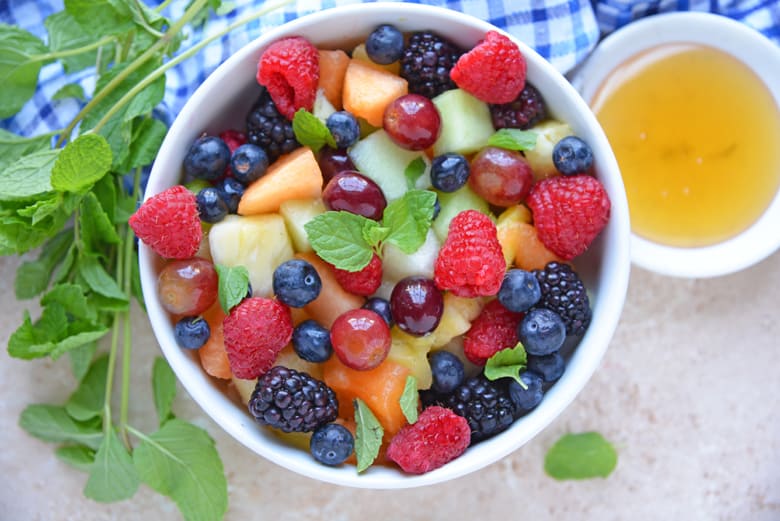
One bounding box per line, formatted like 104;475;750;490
570;12;780;278
139;3;631;488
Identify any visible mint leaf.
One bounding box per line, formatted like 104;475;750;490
85;427;140;502
19;404;103;450
125;117;167;170
51;134;112;192
304;211;374;272
42;283;96;321
544;432;618;480
361;220;390;249
0;149;59;201
0;24;48;119
49;321;110;360
133;419;228;521
52;83;86;101
152;357;177;426
215;264;249;313
56;445;96;472
354;398;383;473
68;342;98;382
14;229;72;299
66;355;108;421
45;11;104;73
404;157;426;190
79;192;121;250
78;254;129;301
0;129;52;172
399;375;419;424
382;189;436;254
487;129;538;151
8;306;67;359
484;342;528;387
64;0;134;37
292;109;336;152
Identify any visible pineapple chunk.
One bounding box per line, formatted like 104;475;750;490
388;329;434;389
524;120;573;180
279;198;326;253
428;293;485;349
496;205;533;266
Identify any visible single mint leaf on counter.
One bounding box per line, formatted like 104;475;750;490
544;432;618;480
404;157;426;190
292;109;336;153
382;189;436;254
354;398;383;473
215;264;249;313
56;445;96;472
152;357;177;426
51;134;113;193
304;211;374;272
484;342;528;388
65;354;108;421
0;149;59;201
84;427;140;503
19;404;104;450
488;129;538;151
0;24;48;119
399;375;419;425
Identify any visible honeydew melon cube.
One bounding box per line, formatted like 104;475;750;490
382;228;440;284
313;88;337;122
432;185;492;242
524;120;574;180
279;198;326;253
432;88;495;156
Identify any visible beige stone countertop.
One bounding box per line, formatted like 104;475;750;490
1;251;778;521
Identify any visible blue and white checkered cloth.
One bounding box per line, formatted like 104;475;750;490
2;0;779;139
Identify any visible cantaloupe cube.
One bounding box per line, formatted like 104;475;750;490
198;304;232;379
318;49;350;110
351;43;401;75
295;251;364;328
496;205;533;266
238;147;322;215
342;60;408;127
513;222;565;271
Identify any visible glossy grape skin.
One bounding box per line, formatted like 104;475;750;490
322;171;387;220
383;94;441;151
468;146;534;207
330;309;391;370
317;147;356;185
390;276;444;336
157;258;218;316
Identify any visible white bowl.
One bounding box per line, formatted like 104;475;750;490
140;3;631;489
570;12;780;278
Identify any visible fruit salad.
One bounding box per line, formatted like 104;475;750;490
131;23;611;475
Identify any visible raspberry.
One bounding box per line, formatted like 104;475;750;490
434;210;505;297
386;406;470;474
490;82;546;130
223;297;293;379
129;185;201;259
450;30;526;104
463;299;523;366
331;253;382;297
527;174;611;260
218;129;246;154
256;36;319;120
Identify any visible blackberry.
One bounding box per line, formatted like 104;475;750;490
400;32;463;99
245;88;299;162
444;375;516;443
248;366;338;433
490;82;547;130
534;262;592;337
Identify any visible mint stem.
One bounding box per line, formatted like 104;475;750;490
29;36;116;63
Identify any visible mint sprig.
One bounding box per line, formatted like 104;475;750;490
354;398;384;473
544;432;618;480
215;263;250;313
487;128;538;151
483;342;528;388
292;108;336;152
399;375;419;424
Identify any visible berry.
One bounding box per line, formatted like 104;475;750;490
217;177;244;214
292;319;333;363
196;187;229;223
383;94;441;151
157;258;218;316
386;406;470;474
331;253;383;297
390;276;444;336
527;352;565;382
183;135;231;181
317;147;356;185
450;31;526;104
174;316;210;349
428;351;465;394
273;259;322;307
246;88;299;162
325;111;360;149
230;143;269;185
432;195;441;220
218;129;246;153
469;146;534;207
248;366;338;433
400;31;463;99
129;185;201;259
330;309;391;370
517;308;566;356
508;371;544;412
527;174;611;260
534;261;592;336
365;24;404;65
497;269;541;313
463;299;522;366
553;136;594;175
430;153;469;193
434;210;505;298
490;82;547;130
256;36;319;120
310;423;354;466
362;297;393;327
223;297;293;379
322;171;387;221
444;375;516;443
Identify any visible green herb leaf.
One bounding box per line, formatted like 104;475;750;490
133;419;228;521
354;398;383;473
0;149;59;201
399;375;419;424
52;82;86;101
19;404;103;450
487;129;538;151
78;254;129;301
42;283;96;321
362;221;391;248
85;427;140;502
44;11;105;74
68;342;98;382
215;264;250;313
382;189;436;254
125;117;167;170
56;445;96;472
14;229;72;299
7;306;67;359
404;157;427;190
152;357;177;426
292;109;336;152
51;134;112;192
63;0;134;37
0;129;52;172
0;24;48;119
65;355;108;421
544;432;618;480
79;192;121;251
304;211;374;272
484;342;528;387
49;321;110;360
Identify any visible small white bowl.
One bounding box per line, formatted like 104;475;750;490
571;12;780;278
140;3;630;488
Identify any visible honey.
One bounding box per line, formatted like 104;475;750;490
591;43;780;247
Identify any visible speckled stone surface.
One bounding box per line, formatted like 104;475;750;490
1;251;778;521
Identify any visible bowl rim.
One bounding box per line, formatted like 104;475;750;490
140;2;631;488
570;11;780;278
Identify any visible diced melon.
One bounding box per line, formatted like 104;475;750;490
318;49;350;110
382;228;440;284
342;60;408;127
432;185;492;242
351;43;401;75
524;120;573;180
313;88;336;122
279;198;326;253
496;205;533;266
274;344;323;380
232;377;257;404
238;147;322;215
432;88;495;156
295;251;364;328
513;222;565;271
199;304;232;379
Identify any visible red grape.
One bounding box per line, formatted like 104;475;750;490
157;258;218;315
322;170;387;220
390;276;444;336
468;146;534;207
383;94;441;150
330;309;391;370
317;147;356;185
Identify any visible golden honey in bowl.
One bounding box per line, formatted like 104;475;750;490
591;43;780;247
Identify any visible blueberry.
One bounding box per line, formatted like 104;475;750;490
196;187;229;223
362;297;393;327
310;423;354;466
508;371;544;412
230;143;269;185
174;316;210;349
432;194;441;220
428;351;465;394
325;111;360;149
365;24;404;65
292;320;333;363
498;269;541;312
272;259;322;307
518;308;566;356
430;153;470;192
217;177;244;213
552;136;594;175
183;135;230;181
527;352;565;383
